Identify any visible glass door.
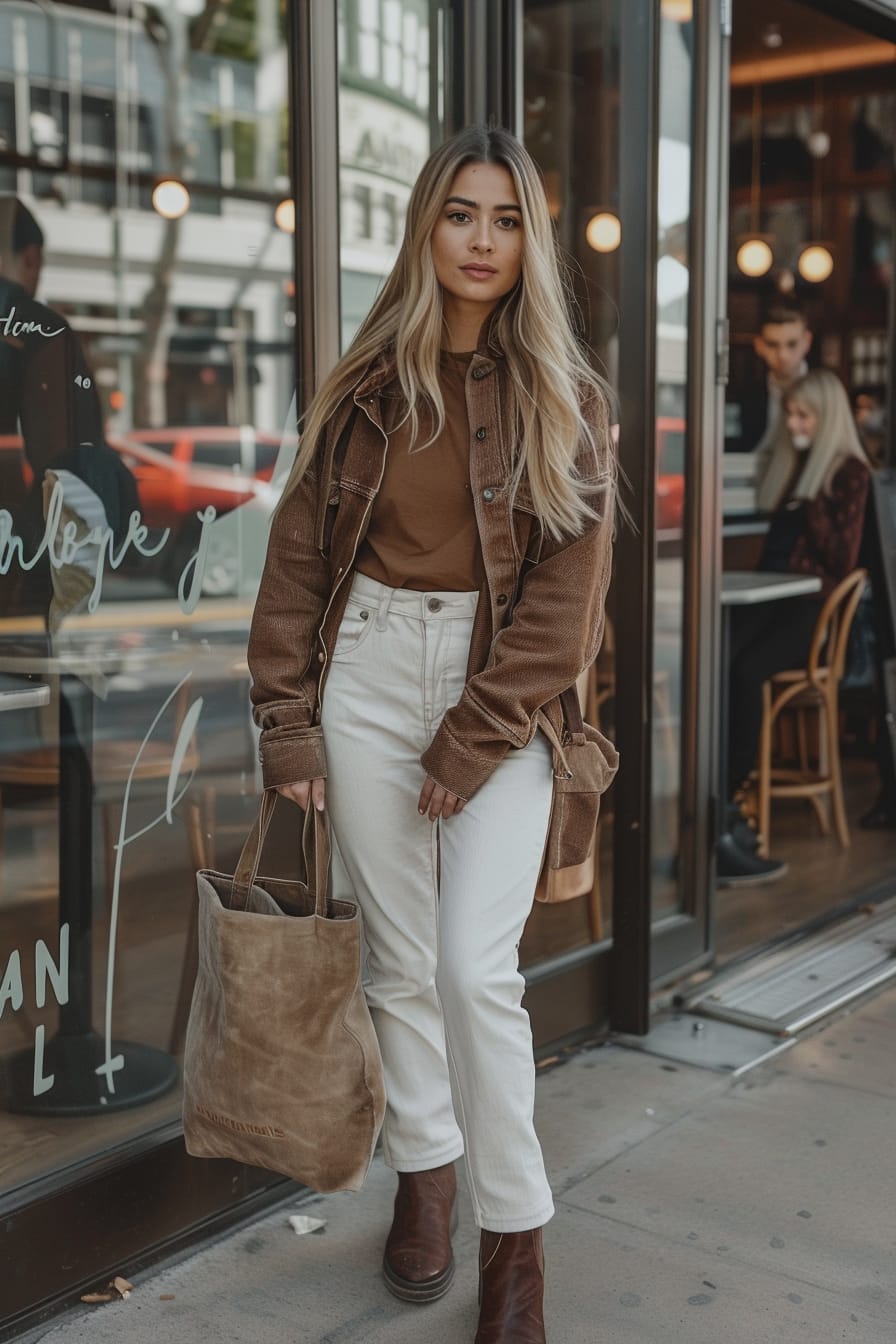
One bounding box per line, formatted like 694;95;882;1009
610;0;731;1028
649;0;730;981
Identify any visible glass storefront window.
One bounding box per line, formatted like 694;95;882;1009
338;0;445;350
522;0;620;958
652;5;693;920
0;0;296;1198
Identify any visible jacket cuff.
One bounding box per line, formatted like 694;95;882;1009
420;718;510;801
258;724;327;790
253;696;313;732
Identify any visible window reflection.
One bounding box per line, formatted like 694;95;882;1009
652;7;693;918
522;0;620;957
0;0;296;1196
338;0;442;351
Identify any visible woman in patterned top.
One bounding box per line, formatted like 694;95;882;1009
721;368;871;885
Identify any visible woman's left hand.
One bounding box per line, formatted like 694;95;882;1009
418;776;466;821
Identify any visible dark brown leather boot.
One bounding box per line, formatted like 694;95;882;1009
382;1162;458;1303
475;1227;546;1343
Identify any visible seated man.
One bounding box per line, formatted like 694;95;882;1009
726;300;813;457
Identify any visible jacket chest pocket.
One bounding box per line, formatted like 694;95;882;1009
323;486;375;570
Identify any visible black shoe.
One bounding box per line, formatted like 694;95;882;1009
859;791;896;831
725;802;759;854
716;832;787;887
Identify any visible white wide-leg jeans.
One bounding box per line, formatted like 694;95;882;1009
320;572;555;1233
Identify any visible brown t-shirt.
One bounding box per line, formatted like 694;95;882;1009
355;350;485;592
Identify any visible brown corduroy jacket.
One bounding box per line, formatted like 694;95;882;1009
247;340;617;809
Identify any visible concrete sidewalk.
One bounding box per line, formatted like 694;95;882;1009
35;988;896;1344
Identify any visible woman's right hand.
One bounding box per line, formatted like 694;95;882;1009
275;778;326;812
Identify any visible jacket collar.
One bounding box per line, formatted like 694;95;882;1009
354;307;507;401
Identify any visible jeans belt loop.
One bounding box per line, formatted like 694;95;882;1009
376;589;392;631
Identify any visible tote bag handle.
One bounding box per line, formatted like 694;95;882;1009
231;792;331;916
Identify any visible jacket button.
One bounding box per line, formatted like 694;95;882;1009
317;651;325;662
482;488;495;502
475;426;487;441
472;365;488;380
328;491;339;506
496;593;508;606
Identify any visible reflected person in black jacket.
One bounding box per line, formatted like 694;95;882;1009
0;194;138;617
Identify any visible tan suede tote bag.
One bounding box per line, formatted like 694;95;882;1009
182;793;386;1193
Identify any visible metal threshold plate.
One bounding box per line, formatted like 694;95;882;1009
618;1015;794;1075
689;901;896;1035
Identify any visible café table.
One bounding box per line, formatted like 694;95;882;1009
717;571;823;855
0;629;249;1116
0;681;50;713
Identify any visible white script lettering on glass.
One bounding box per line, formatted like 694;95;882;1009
0;306;66;340
177;506;217;615
95;675;203;1095
0;925;70;1096
0;482;219;615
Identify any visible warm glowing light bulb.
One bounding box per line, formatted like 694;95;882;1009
586;212;621;253
736;238;773;278
274;198;295;234
661;0;693;18
152;179;190;220
798;244;834;283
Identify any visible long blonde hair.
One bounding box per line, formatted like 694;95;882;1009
286;125;613;541
757;368;869;512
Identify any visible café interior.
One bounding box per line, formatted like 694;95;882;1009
715;0;895;962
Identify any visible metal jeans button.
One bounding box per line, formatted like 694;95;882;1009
427;597;443;613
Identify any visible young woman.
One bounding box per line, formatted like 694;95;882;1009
247;125;617;1342
720;368;871;885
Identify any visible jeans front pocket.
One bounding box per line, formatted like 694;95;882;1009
331;599;377;662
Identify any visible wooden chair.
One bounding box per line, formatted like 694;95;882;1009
753;568;868;858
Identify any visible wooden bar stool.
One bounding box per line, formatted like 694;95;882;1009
753;568;868;857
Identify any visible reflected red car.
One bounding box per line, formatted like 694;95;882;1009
656;416;685;533
0;426;285;591
111;428;281;533
0;426;281;527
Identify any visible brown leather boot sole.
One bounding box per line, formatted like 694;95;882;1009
382;1202;459;1304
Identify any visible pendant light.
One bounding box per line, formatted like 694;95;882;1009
274;198;296;234
152;178;191;220
586;211;621;253
660;0;692;19
736;84;774;278
798;78;834;284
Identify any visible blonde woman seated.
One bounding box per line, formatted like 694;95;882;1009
720;368;871;885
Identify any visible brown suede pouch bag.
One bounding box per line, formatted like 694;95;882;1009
535;686;619;902
182;795;385;1193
